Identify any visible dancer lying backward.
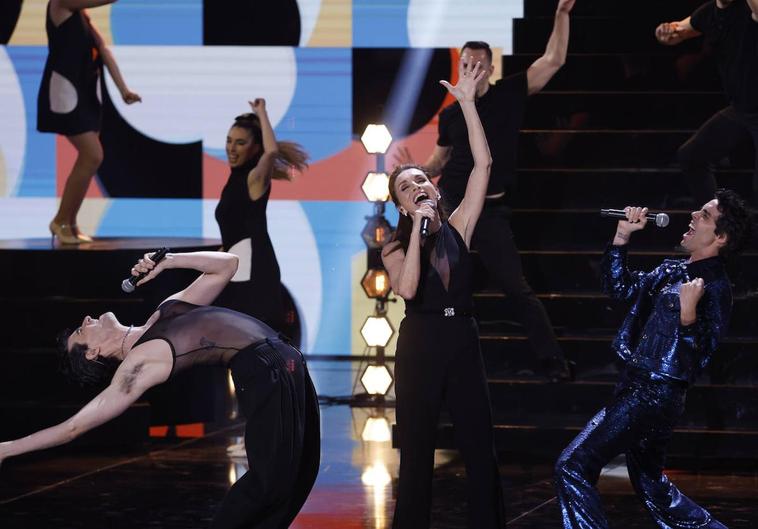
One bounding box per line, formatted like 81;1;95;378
0;250;320;529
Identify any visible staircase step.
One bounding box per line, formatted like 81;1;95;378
517;130;755;168
524;92;726;130
510;169;753;208
426;423;758;459
502;53;720;92
479;335;758;386
514;17;705;54
474;292;758;335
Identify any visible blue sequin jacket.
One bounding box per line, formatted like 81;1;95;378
601;244;732;383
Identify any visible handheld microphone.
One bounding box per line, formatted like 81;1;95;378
600;209;669;228
420;217;431;238
121;247;170;293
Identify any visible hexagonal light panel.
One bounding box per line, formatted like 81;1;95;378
362;171;390;202
360;316;394;348
361;416;392;442
360;364;394;395
361;124;392;154
361;268;391;299
361;216;394;249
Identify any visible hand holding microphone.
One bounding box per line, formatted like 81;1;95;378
122;248;170;293
414;200;437;238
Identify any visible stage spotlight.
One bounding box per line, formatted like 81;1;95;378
361;416;392;442
361;216;393;249
361;268;391;299
361;124;393;154
362;171;390;202
360;316;394;348
360;364;394;395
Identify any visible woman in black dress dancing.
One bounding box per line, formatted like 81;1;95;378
38;0;141;244
382;59;504;528
0;250;320;529
214;98;308;332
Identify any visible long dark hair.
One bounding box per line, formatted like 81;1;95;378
385;163;448;255
232;113;309;181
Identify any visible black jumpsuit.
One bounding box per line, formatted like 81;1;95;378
214;160;285;331
392;222;504;529
37;3;102;135
133;300;320;529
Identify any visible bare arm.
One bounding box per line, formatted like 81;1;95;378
444;62;491;247
0;354;165;464
382;233;422;301
747;0;758;22
527;0;574;95
246;98;279;201
421;145;452;177
87;17;141;104
133;251;239;307
655;17;701;46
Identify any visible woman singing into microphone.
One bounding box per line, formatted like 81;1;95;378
382;58;504;528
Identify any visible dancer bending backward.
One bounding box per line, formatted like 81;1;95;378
555;190;751;529
383;59;504;529
39;0;141;244
0;251;320;529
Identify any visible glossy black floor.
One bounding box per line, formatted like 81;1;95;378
1;361;756;529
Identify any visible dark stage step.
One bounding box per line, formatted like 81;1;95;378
524;0;702;19
478;334;758;386
517;130;755;169
511;169;753;209
524;92;726;130
502;53;720;92
514;17;707;54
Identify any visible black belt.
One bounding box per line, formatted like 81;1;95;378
407;307;473;318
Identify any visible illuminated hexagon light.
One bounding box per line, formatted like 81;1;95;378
361;268;391;299
362;171;390;202
360;315;394;348
361;124;392;154
361;416;392;442
360;364;394;395
361;216;394;249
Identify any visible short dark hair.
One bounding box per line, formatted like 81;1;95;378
57;329;120;388
461;41;493;63
714;188;752;256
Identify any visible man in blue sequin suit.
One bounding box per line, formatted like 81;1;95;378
554;189;751;528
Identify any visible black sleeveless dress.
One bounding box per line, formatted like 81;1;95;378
392;222;504;529
133;300;320;528
214;160;285;331
37;3;102;135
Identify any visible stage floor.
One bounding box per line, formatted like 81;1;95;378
1;360;756;528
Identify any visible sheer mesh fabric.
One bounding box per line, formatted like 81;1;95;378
133;299;272;378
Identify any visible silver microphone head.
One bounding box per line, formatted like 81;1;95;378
655;213;670;228
121;278;136;293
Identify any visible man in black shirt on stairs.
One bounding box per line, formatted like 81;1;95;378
397;0;576;381
656;0;758;206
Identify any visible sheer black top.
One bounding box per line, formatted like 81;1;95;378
133;299;275;379
404;222;474;316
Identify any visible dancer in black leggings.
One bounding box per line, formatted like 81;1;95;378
0;251;319;529
656;0;758;205
382;59;504;529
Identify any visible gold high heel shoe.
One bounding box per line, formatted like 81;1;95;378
72;225;93;243
49;221;81;245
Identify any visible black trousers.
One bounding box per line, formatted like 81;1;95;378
677;105;758;206
212;338;320;529
471;201;564;361
554;368;726;529
392;314;505;529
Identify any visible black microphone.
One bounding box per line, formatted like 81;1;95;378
420;217;431;238
121;247;170;293
600;209;669;228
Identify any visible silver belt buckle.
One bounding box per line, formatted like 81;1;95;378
443;307;455;317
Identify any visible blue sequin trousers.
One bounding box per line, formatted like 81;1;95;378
554;368;727;529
